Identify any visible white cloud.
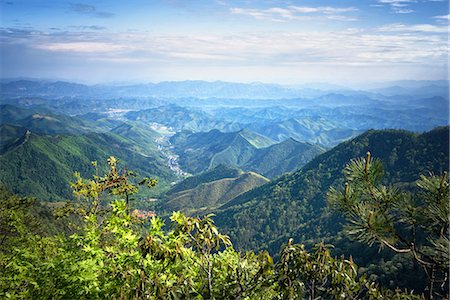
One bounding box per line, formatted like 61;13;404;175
433;14;450;20
230;5;358;22
377;0;417;13
2;26;447;83
378;23;448;33
289;6;357;14
10;27;444;66
378;0;416;7
35;42;127;53
393;8;414;13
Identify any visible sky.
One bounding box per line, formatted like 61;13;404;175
0;0;448;85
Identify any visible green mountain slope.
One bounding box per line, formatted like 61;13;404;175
166;164;243;195
170;129;322;178
125;104;242;132
19;113;91;135
1;104;93;135
162;166;269;213
0;104;38;123
1;104;122;134
243;138;326;178
170;129;259;174
237;128;276;148
250;117;362;147
111;123;162;153
0;124;29;153
214;127;449;252
0;130;176;201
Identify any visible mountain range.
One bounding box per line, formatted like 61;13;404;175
2;79;448;99
213;126;449;253
170;129;325;178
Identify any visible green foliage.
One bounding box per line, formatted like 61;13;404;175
275;241;423;300
328;152;449;298
0;156;424;299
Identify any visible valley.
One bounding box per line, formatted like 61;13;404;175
1;79;448;203
0;79;448;296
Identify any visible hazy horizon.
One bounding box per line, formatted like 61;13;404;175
2;76;449;89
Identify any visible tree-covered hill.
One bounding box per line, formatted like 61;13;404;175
125;104;243;133
2;161;426;299
170;129;269;174
248;117;362;147
0;129;176;201
170;129;323;178
161;165;269;213
243;138;325;178
0;124;29;153
110;123;163;153
0;104;92;135
214;126;449;253
165;164;243;196
0;104;38;123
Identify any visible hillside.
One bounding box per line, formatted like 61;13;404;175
170;129;260;174
243;138;326;178
0;104;91;135
0;124;29;153
165;164;243;195
161;166;269;213
214;127;449;253
0;129;176;201
170;129;322;178
0;104;38;123
249;117;361;147
111;123;162;153
125;104;242;133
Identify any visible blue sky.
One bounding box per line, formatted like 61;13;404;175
1;0;448;84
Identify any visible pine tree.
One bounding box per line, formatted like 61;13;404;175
328;152;449;299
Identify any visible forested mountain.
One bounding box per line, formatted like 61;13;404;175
243;138;326;178
248;117;361;147
0;129;175;201
0;124;29;153
161;165;269;213
1;104;39;123
0;104;115;134
214;126;449;253
165;164;244;195
170;129;323;178
125;104;243;133
111;123;162;152
169;129;261;174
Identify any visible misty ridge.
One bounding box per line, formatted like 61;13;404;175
1;79;448;134
1;77;447;202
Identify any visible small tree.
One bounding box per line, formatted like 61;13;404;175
328;152;449;299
